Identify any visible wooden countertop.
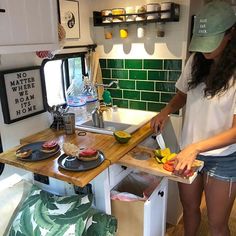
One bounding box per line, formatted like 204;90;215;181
0;122;152;187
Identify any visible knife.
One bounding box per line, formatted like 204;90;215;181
155;127;166;150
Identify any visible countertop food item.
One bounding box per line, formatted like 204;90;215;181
16;148;33;159
113;131;132;144
63;143;79;157
77;148;99;162
41;140;59;153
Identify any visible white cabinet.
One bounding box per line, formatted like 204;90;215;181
0;0;58;54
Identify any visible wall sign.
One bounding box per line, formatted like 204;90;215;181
0;66;47;124
58;0;80;39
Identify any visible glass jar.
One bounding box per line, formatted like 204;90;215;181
119;25;128;39
104;26;113;39
156;22;165;37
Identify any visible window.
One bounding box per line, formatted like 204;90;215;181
42;53;86;107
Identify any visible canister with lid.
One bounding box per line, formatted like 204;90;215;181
112;8;126;22
101;9;112;23
146;3;161;20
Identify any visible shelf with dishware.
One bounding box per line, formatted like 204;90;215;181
93;3;180;27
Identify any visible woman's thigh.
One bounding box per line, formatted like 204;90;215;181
178;174;204;209
204;173;236;225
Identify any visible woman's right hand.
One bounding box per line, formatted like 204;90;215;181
150;110;169;133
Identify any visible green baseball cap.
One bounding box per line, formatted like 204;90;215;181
189;1;236;53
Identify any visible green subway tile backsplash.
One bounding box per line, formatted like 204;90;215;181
100;58;182;112
107;59;124;68
129;101;146;110
168;71;181;81
164;59;182;70
125;59;142;69
144;59;163;69
108;89;122;98
148;102;166;112
112;69;128;79
119;80;135;89
123;90;140;100
101;69;111;78
156;82;176;92
113;99;128;108
141;92;159;102
136;81;154;91
148;71;167;81
129;70;147;80
161;93;175;103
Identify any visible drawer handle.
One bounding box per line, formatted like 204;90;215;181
0;9;6;13
158;191;164;197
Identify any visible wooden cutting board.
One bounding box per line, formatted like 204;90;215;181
118;145;204;184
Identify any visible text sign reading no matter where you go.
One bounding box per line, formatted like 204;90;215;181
0;66;47;124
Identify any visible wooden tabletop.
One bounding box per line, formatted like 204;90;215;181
0;122;153;187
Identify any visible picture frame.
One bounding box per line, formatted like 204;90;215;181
0;66;47;124
58;0;80;39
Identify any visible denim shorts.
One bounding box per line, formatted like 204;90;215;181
197;151;236;182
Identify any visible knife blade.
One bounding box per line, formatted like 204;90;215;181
156;132;166;150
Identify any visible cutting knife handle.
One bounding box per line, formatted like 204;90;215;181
0;9;6;13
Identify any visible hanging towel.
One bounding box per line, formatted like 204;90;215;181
86;51;104;100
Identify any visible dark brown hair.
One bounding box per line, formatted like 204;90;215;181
188;24;236;97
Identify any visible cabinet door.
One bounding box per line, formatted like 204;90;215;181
144;177;168;236
0;0;58;54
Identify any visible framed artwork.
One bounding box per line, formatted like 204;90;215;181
0;66;47;124
58;0;80;39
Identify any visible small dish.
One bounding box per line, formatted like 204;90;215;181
16;141;60;162
57;151;105;172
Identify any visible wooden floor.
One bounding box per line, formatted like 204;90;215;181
165;194;236;236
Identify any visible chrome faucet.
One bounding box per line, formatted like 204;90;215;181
95;80;119;89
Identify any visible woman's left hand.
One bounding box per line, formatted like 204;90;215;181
173;144;200;176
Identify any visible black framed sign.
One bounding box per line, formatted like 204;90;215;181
0;66;47;124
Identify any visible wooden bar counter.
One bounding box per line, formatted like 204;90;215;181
0;123;152;187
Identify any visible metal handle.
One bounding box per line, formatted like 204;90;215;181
158;190;164;197
0;9;6;13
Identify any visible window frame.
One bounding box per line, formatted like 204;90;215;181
41;52;87;107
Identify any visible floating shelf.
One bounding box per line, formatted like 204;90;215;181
93;3;180;27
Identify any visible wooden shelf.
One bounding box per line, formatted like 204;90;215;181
93;3;180;27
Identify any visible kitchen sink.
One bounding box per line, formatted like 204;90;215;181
76;107;157;135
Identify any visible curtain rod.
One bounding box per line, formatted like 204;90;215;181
63;44;97;50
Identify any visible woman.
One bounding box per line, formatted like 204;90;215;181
151;1;236;235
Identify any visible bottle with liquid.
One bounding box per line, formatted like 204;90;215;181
82;76;99;115
66;79;87;123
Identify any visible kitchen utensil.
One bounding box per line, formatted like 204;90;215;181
156;132;166;150
63;113;75;135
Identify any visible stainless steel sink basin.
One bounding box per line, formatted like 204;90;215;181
75;108;157;135
77;120;131;135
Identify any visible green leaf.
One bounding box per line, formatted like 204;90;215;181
75;217;86;236
19;206;34;235
21;193;40;209
33;226;42;236
33;201;54;229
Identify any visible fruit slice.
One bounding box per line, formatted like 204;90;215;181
113;130;131;144
42;140;58;149
79;148;98;157
163;160;175;172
